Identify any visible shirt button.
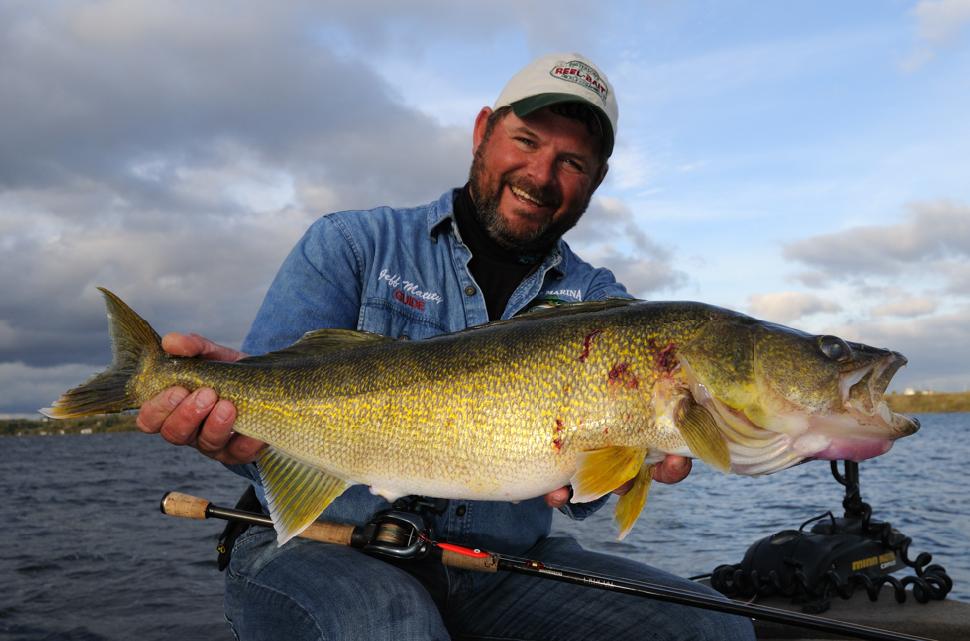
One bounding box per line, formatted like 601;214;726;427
455;505;467;517
464;285;476;297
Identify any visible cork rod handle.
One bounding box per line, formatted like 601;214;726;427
160;491;209;520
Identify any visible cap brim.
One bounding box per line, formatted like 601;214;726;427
511;93;614;157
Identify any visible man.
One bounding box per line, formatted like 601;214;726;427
137;53;755;640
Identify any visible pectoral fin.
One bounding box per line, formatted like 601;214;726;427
257;447;350;546
614;462;654;540
678;400;731;471
570;446;647;503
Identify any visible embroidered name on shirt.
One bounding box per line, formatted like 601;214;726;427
545;288;582;300
394;289;425;310
379;269;444;310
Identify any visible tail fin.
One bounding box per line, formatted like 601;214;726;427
40;288;162;419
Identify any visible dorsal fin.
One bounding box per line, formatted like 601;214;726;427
517;297;639;320
455;298;640;336
238;328;393;365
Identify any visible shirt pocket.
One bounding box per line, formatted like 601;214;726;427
360;297;447;340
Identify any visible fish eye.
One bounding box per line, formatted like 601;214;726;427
818;335;852;362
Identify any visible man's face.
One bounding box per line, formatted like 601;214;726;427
468;106;607;254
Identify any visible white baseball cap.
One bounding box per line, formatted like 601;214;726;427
494;52;618;157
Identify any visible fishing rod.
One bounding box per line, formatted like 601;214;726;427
161;492;937;641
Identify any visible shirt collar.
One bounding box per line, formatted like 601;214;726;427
427;189;457;238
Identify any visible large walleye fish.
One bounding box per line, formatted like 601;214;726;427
44;289;918;544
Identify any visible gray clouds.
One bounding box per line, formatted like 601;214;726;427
0;1;469;210
784;200;970;287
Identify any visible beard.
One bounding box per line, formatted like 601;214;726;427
468;147;592;255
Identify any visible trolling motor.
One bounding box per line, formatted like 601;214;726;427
710;460;952;613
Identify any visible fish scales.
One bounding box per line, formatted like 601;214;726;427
44;290;918;543
147;305;692;498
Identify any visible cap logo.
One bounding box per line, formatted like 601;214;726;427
549;60;608;103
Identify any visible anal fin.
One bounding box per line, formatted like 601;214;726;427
257;447;350;546
614;462;653;540
569;446;647;504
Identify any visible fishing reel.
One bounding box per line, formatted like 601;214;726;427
356;495;450;559
710;461;952;613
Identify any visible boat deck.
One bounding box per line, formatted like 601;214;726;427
750;586;968;640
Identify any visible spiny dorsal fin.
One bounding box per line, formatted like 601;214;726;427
456;298;640;336
238;328;393;365
569;445;647;504
518;297;639;320
257;447;351;546
677;400;731;471
614;461;654;540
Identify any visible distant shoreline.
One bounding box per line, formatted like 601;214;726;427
1;413;139;436
884;390;970;414
4;391;969;436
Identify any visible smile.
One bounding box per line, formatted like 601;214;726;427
509;185;547;208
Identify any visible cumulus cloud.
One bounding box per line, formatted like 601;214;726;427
869;297;938;319
746;291;842;324
566;197;688;296
783;200;970;285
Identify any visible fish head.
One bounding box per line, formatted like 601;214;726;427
677;316;919;474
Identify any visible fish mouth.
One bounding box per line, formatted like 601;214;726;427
839;351;919;439
798;351;918;463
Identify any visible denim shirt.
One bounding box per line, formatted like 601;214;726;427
235;189;630;555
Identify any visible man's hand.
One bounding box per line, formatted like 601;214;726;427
135;332;264;465
544;454;692;508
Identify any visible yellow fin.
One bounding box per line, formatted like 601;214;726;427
678;400;731;471
257;447;350;546
614;462;654;540
570;446;647;504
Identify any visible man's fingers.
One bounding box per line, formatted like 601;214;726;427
158;387;217;446
612;478;634;496
652;455;692;484
544;486;571;508
136;387;190;434
161;332;245;362
160;332;205;357
195;399;237;454
215;434;266;465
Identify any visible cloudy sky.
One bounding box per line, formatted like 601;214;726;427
2;0;969;415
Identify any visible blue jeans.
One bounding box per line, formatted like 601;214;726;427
224;528;755;641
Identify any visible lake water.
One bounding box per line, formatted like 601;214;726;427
3;413;968;640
